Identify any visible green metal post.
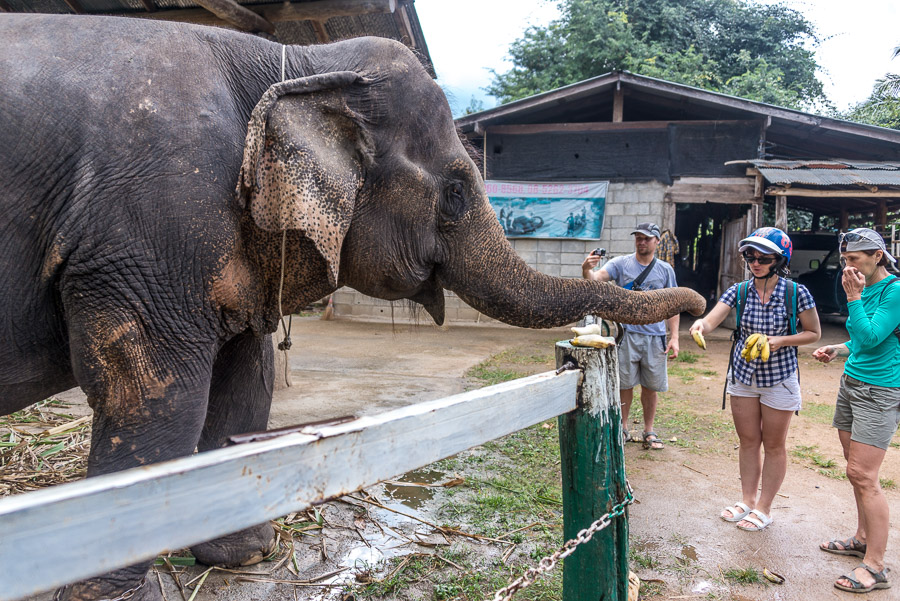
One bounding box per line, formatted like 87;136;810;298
556;341;629;601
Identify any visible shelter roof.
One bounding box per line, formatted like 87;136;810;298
734;159;900;187
456;71;900;161
0;0;434;76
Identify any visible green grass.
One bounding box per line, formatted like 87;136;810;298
723;566;762;584
881;478;896;490
800;401;836;425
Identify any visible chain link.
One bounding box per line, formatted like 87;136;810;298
487;480;634;601
53;578;146;601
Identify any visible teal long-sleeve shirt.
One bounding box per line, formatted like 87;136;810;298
844;276;900;387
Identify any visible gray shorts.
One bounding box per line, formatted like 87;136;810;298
618;330;668;392
833;374;900;450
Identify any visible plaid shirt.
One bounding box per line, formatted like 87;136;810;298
657;230;679;267
719;278;815;387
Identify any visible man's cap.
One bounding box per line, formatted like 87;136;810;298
631;222;661;238
842;228;897;264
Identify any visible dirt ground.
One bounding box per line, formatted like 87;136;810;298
13;313;900;601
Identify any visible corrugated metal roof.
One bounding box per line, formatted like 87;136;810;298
742;158;900;186
748;159;900;170
757;168;900;186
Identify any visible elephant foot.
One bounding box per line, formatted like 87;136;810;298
53;566;161;601
190;523;277;568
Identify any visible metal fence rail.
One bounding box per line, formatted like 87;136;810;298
0;369;581;600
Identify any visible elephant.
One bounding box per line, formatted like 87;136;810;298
0;14;705;601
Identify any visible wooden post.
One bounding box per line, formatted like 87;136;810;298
556;342;628;601
612;85;624;123
775;195;787;231
876;199;888;229
840;208;849;231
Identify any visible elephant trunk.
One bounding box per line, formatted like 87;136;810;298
441;223;706;329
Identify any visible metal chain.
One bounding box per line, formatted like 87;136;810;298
53;578;146;601
487;480;634;601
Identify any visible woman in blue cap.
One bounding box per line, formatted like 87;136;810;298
690;227;820;532
814;227;900;593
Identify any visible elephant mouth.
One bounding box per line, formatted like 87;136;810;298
409;275;445;325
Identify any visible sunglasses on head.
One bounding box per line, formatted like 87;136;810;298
742;253;776;265
839;231;881;245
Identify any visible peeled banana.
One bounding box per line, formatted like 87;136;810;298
571;323;605;336
571;334;616;349
691;330;707;350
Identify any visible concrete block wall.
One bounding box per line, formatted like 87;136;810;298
333;181;668;322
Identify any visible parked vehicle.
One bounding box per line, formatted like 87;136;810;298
797;246;847;314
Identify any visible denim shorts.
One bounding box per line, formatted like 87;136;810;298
833;374;900;450
617;330;668;392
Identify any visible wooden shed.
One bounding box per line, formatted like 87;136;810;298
456;71;900;310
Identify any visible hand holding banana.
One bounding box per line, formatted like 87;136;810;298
741;332;771;362
689;321;707;350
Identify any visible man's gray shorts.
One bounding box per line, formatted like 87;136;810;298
833;374;900;450
618;330;668;392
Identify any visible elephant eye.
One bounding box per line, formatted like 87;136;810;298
440;181;466;223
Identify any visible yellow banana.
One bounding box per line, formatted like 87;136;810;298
691;330;707;350
571;323;604;336
744;333;761;349
749;340;761;360
760;339;771;362
572;334;616;349
741;347;750;360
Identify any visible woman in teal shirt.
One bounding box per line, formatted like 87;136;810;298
813;228;900;593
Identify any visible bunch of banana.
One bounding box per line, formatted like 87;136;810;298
571;323;605;336
691;330;707;350
741;332;771;361
571;334;616;349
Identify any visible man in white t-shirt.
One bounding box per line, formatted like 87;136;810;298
581;222;679;450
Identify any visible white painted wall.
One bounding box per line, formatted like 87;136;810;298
333;181;668;322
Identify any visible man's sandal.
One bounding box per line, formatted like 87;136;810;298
720;502;752;522
642;431;664;450
821;536;867;558
835;564;891;593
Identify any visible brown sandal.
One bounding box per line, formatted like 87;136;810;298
821;536;867;558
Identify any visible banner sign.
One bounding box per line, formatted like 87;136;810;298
485;180;608;239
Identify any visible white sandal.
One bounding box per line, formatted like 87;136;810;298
720;502;751;522
737;509;773;532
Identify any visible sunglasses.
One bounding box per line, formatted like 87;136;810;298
839;231;883;246
743;254;776;265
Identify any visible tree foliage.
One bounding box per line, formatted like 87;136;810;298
843;44;900;130
486;0;825;110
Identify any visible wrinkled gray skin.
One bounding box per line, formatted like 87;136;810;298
0;14;705;600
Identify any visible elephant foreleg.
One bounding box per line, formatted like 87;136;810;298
190;330;277;567
56;309;214;601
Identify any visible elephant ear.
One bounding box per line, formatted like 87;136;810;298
237;71;373;288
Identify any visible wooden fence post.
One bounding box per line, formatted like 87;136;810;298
556;341;628;601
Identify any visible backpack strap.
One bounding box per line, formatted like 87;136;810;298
723;280;750;410
878;275;900;342
784;279;798;336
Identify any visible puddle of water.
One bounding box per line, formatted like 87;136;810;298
681;544;698;561
382;468;446;510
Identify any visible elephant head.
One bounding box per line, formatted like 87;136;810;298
238;37;705;328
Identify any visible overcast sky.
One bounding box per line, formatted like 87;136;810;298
415;0;900;117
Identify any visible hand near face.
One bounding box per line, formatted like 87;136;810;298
812;345;837;363
841;266;865;300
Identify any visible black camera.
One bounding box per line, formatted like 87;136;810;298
591;247;607;257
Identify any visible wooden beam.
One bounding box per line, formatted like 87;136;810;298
195;0;275;33
0;369;581;598
775;195;787;230
484;119;752;135
766;187;900;198
310;19;330;42
392;0;415;48
62;0;86;14
140;0;156;12
612;84;624;122
877;199;888;226
840;208;849;230
126;0;395;28
665;177;757;205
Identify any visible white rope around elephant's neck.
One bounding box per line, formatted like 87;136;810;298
276;45;293;379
